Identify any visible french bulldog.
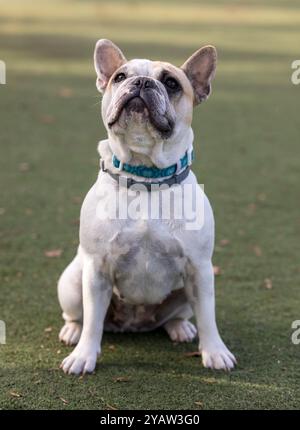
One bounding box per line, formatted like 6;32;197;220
58;39;236;374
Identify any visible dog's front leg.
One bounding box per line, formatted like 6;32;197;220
185;259;236;370
60;255;112;375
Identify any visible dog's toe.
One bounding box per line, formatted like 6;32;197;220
164;319;197;343
59;322;82;346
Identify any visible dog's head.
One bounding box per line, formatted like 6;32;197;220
94;39;217;165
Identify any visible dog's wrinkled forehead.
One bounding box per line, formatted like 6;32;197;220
118;59;153;77
108;58;192;95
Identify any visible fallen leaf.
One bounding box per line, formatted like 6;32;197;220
246;203;257;216
40;114;55;124
202;377;217;384
44;249;62;258
113;376;130;383
19;162;29;172
253;245;262;257
44;326;53;333
60;397;69;405
9;391;22;398
58;87;74;98
257;193;266;202
220;239;230;247
88;388;97;396
105;403;118;410
263;278;273;290
213;266;222;276
194;401;203;408
72;196;82;204
108;345;116;351
184;351;201;358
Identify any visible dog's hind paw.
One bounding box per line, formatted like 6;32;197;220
164;319;197;343
59;322;82;346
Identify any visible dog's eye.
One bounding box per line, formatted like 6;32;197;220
114;73;126;83
164;77;180;91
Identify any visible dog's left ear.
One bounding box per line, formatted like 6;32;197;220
181;46;217;105
94;39;127;92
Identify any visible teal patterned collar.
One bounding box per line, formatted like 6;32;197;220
111;148;194;179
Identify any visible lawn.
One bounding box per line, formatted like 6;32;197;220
0;0;300;410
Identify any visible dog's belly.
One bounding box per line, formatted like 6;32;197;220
104;288;187;332
113;245;185;305
107;222;187;306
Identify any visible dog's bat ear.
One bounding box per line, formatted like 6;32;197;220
94;39;127;92
181;46;217;105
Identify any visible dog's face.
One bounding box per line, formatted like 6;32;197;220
94;40;217;165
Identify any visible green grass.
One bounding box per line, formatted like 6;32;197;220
1;0;300;410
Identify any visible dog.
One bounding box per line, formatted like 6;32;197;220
58;39;236;374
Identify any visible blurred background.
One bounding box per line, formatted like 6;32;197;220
0;0;300;410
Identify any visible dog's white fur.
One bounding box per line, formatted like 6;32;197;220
58;40;236;374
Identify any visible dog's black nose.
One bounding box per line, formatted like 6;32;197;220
133;78;142;87
133;77;155;89
144;79;154;89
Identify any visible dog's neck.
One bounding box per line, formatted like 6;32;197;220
98;128;194;172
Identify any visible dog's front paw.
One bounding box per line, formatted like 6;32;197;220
201;342;236;371
60;345;99;375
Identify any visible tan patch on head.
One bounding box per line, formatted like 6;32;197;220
152;61;194;125
153;61;194;101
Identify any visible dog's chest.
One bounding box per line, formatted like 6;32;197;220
106;222;187;305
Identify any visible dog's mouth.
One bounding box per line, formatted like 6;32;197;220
124;96;147;113
107;91;174;137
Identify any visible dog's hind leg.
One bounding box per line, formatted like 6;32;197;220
155;289;197;343
164;318;197;343
163;306;197;343
58;250;83;346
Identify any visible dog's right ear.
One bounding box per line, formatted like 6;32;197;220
94;39;127;92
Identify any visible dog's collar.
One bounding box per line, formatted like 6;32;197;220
110;148;194;179
100;147;194;191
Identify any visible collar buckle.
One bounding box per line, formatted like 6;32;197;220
100;159;106;171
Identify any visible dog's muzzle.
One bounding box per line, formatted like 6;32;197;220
107;77;175;137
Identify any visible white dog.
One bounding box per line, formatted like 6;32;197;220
58;39;236;375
